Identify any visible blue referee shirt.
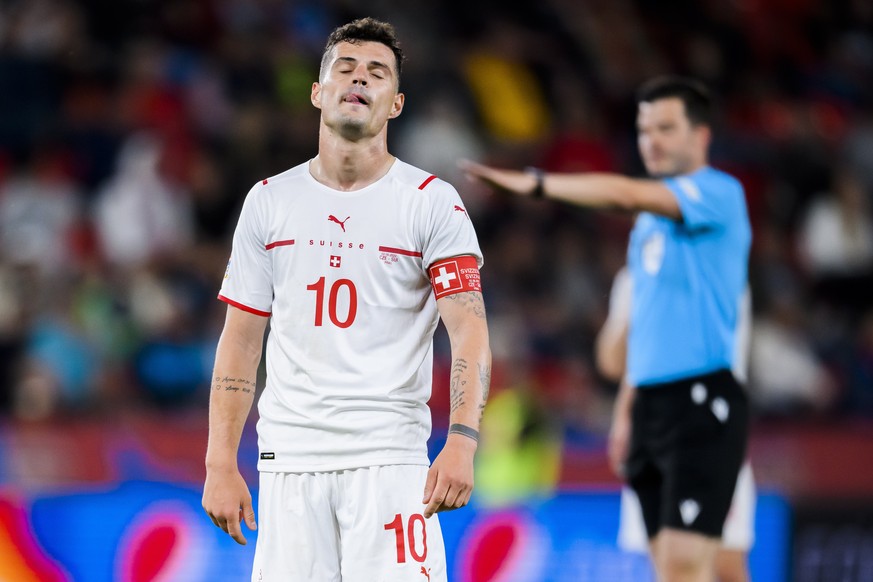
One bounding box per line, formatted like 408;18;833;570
627;165;751;387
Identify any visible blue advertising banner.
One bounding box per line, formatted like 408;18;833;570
2;481;789;581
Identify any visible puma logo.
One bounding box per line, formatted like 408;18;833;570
453;205;467;216
420;566;431;581
328;215;350;232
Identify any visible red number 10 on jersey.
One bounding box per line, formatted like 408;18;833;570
306;277;358;328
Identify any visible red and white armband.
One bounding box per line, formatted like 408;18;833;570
428;256;482;299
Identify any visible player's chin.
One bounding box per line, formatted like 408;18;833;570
335;116;372;138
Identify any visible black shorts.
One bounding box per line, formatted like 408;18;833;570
625;369;749;539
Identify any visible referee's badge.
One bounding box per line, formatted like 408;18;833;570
680;499;700;525
642;231;665;275
711;397;729;423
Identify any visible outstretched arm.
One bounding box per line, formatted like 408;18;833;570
459;159;682;219
202;305;268;545
423;289;491;518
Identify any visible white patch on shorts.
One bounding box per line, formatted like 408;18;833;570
691;383;708;404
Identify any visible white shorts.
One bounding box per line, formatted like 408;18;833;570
618;462;756;552
252;465;447;582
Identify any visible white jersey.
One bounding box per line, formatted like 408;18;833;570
219;159;482;472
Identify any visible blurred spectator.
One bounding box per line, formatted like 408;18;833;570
93;132;194;268
0;145;82;276
128;267;214;407
13;276;100;420
749;294;837;416
395;91;484;199
475;382;562;508
798;166;873;277
460;20;552;145
797;166;873;314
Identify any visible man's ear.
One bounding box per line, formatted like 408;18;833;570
388;92;405;119
695;124;712;151
311;82;322;109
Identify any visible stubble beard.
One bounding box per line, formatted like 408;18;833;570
333;114;370;142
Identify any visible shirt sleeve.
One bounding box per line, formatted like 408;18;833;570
663;171;744;231
420;180;483;270
218;182;273;316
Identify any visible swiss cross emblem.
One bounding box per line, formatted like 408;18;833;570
430;261;463;298
330;255;341;268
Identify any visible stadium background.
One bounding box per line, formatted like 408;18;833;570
0;0;871;580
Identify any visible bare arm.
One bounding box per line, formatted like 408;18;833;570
202;305;268;545
608;378;635;478
423;289;491;518
595;312;629;384
592;269;637;478
595;307;635;478
459;159;682;219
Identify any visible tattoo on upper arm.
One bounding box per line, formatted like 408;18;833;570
213;375;256;395
444;291;486;319
450;359;468;413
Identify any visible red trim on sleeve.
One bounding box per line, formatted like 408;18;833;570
218;294;271;317
428;256;481;299
265;239;295;250
378;245;422;257
418;175;437;190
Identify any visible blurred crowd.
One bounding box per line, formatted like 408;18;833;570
0;0;871;435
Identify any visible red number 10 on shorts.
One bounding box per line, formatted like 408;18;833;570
384;513;428;563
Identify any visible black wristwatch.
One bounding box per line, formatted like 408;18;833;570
525;166;546;199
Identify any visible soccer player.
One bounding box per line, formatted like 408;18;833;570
202;18;491;582
597;267;756;582
462;76;751;582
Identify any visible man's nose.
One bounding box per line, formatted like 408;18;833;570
352;65;368;86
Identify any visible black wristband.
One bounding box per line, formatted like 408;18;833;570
448;423;480;442
525;166;546;199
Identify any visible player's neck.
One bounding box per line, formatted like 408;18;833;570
312;131;395;191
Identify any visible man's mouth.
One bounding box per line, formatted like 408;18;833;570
344;93;369;105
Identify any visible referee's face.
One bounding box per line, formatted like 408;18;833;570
636;97;708;178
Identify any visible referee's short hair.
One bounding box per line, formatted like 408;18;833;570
636;76;713;127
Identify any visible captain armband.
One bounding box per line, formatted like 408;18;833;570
428;256;482;299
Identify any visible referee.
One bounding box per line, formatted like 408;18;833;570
461;76;751;582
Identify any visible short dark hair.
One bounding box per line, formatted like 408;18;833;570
320;18;404;86
636;76;713;127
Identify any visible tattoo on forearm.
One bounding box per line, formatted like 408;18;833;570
450;359;468;413
478;363;491;400
478;363;491;419
445;292;486;319
213;375;256;395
